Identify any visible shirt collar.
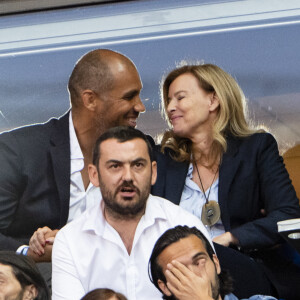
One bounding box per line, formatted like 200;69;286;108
187;162;193;178
69;111;84;173
143;194;167;224
82;194;167;236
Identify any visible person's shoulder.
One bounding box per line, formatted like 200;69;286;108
150;195;201;223
0;115;64;138
245;295;277;300
228;132;274;144
247;132;275;143
56;205;98;241
227;132;277;154
0;113;69;149
224;293;277;300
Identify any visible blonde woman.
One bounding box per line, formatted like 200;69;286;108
152;63;300;300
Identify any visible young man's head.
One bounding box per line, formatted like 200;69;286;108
89;126;157;219
149;226;233;300
0;251;50;300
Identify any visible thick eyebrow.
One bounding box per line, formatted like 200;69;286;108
105;158;148;165
192;252;208;262
131;158;148;165
105;159;122;166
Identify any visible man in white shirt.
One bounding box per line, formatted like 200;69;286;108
52;126;211;300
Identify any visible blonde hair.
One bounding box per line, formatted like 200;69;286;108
161;63;260;162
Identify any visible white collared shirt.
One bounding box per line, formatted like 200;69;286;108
68;112;101;223
52;194;212;300
16;113;102;254
180;163;225;239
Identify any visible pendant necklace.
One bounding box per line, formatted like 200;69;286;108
194;159;221;226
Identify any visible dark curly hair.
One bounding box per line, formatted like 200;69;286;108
148;226;233;299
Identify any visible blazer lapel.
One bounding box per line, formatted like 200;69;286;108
165;158;189;205
219;137;241;230
50;112;71;228
151;149;189;205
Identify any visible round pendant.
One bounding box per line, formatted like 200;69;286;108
201;200;221;226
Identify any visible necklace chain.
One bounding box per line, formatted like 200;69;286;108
193;160;219;205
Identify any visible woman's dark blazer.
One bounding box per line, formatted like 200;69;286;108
152;132;300;251
151;132;300;299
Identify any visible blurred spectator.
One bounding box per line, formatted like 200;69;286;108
0;251;50;300
81;288;127;300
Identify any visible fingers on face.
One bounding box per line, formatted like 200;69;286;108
165;261;190;289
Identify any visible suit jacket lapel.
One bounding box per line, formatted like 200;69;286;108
165;158;189;205
50;111;70;228
151;150;189;205
219;136;241;230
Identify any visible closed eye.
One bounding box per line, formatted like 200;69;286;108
123;90;139;101
195;258;206;265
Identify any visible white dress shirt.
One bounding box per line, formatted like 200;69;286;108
180;163;225;239
68;112;101;223
16;112;101;254
52;194;212;300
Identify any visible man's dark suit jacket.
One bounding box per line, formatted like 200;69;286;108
0;112;70;250
0;111;158;252
151;132;300;299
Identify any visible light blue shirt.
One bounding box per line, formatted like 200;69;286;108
224;293;277;300
179;163;225;239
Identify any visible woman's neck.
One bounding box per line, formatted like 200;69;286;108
191;130;214;159
190;131;221;169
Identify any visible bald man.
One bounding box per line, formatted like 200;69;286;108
0;49;145;264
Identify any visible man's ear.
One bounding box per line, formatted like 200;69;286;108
81;89;98;111
158;279;172;297
151;161;157;185
209;92;220;112
88;164;100;187
23;284;38;300
212;254;221;275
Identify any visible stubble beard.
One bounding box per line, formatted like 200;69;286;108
95;108;139;135
99;176;151;220
211;271;221;300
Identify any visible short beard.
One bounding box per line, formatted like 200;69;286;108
211;268;221;300
15;289;25;300
99;177;151;220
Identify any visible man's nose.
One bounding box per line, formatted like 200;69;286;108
134;96;146;113
122;166;133;181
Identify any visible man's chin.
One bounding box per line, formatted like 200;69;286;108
126;119;137;128
105;198;145;218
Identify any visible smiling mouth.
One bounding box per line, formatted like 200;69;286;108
170;116;182;123
127;118;137;127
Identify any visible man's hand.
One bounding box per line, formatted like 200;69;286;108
164;260;213;300
28;227;59;262
212;232;239;247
